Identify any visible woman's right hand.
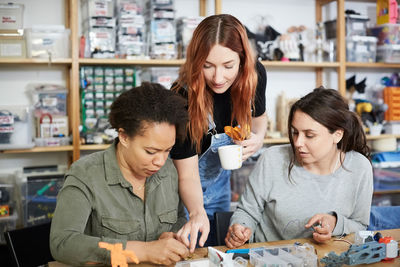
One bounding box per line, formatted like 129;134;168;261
176;209;210;253
143;237;189;265
225;223;252;248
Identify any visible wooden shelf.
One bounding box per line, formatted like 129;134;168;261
374;189;400;195
0;58;72;65
1;145;73;154
79;58;185;66
346;62;400;68
80;144;110;150
261;61;340;68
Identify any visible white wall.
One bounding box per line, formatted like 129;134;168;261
0;0;393;172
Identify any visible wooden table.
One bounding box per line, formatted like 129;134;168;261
49;228;400;266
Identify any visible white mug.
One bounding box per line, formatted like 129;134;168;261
218;145;243;170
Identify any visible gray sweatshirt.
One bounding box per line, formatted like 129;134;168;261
230;144;373;242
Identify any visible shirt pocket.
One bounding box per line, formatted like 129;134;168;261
157;209;178;233
101;217;141;240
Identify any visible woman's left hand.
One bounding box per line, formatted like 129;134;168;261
234;132;264;161
305;213;337;243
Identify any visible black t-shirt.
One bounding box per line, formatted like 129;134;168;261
170;60;267;159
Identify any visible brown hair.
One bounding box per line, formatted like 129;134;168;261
287;87;371;175
172;14;257;152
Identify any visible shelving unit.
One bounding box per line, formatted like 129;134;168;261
1;0;399;167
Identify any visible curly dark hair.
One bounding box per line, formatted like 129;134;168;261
109;82;188;142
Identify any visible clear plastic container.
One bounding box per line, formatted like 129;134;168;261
0;35;26;58
346;36;377;62
325;14;370;39
0;3;24;30
368;23;400;45
0;105;34;150
26;25;71;59
21;173;65;227
377;44;400;63
0;213;18;244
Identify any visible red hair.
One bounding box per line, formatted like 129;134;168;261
172;14;258;153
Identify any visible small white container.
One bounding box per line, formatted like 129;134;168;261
218;145;243;170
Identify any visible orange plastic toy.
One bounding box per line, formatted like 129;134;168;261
98;242;139;267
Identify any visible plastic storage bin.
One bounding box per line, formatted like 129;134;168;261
22;173;64;227
0;105;34;150
368;24;400;45
346;36;377;62
325;14;369;39
377;44;400;63
0;213;18;244
0;35;26;58
26;25;70;59
0;3;24;30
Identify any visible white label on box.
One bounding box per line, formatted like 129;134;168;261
0;115;13;124
94;2;107;16
0;43;22;57
1;15;16;24
42;97;58;107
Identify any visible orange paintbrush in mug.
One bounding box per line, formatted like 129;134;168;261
224;125;250;141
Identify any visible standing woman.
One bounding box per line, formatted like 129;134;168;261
171;14;267;248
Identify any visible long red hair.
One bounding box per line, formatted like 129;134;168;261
172;14;257;152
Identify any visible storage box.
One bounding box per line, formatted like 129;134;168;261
26;25;70;59
30;85;68;117
368;24;400;45
81;0;114;19
346;36;377;62
325;14;370;39
0;3;24;30
0;213;18;244
0;105;34;150
22;173;64;226
376;44;400;63
0;35;26;58
384;86;400;121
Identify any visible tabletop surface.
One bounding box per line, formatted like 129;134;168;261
49;228;400;266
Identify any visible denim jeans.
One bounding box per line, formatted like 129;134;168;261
367;205;400;230
199;132;233;246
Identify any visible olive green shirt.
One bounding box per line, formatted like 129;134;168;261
50;141;186;266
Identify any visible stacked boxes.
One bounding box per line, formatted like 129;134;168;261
81;0;116;58
176;17;203;58
80;66;137;144
145;0;177;59
116;0;147;58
